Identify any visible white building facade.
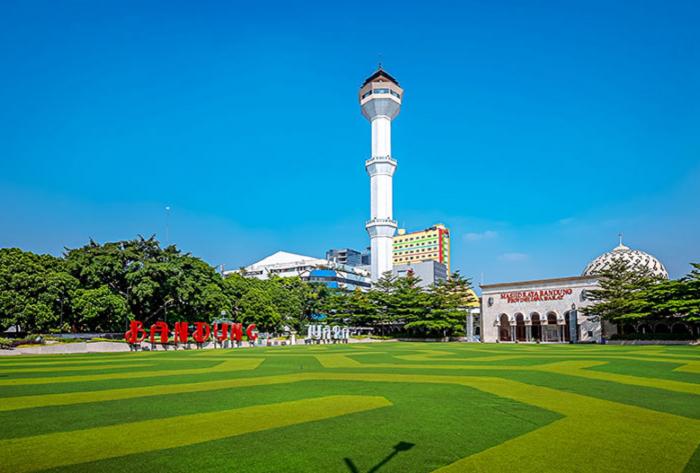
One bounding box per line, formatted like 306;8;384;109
360;68;403;281
479;241;671;343
231;251;371;291
481;276;602;343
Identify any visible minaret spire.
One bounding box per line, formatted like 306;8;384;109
359;68;403;280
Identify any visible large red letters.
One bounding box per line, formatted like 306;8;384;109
193;322;211;344
246;323;258;342
124;321;147;344
149;321;169;344
173;322;189;344
213;323;229;343
229;323;243;342
125;321;259;348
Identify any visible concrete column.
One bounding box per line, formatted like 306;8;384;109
466;312;474;342
371;116;391;157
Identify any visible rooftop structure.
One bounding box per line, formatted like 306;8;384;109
231;251;371;290
393;224;451;273
583;237;669;279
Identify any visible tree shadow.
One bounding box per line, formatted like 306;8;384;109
344;441;415;473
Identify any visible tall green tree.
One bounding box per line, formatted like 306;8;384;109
627;263;700;323
369;271;399;335
239;287;281;332
386;271;432;332
406;271;478;337
0;248;78;333
582;258;660;323
71;286;130;332
65;236;227;324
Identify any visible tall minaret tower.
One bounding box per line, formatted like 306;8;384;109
359;67;403;281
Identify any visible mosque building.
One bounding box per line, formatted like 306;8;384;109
479;239;682;343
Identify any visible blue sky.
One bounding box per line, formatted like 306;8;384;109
1;0;698;284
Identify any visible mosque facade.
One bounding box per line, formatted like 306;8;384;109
479;241;677;343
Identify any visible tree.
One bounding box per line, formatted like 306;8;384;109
411;271;478;337
627;263;700;323
0;248;79;333
387;271;432;333
268;276;306;330
65;236;228;324
582;258;660;323
239;287;281;332
72;286;130;332
368;272;399;335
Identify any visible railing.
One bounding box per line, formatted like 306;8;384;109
366;218;398;226
365;156;397;166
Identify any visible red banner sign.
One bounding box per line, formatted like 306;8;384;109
124;321;258;345
500;288;573;304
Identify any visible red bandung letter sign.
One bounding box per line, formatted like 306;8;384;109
124;320;258;348
229;323;243;342
150;321;169;344
173;322;189;344
246;323;258;342
213;323;229;342
193;322;211;344
125;321;147;344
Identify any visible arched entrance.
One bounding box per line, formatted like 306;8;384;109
515;313;526;342
622;323;636;336
638;324;651;335
544;312;560;342
672;324;690;336
531;313;542;341
499;314;511;342
655;323;669;334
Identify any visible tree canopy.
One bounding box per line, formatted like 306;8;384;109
583;259;699;325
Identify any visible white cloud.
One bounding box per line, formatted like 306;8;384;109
498;252;530;262
464;230;499;241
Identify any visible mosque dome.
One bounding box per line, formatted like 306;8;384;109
583;239;669;279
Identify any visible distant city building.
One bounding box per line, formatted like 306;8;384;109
306;268;372;291
393;260;448;288
393;224;451;273
361;248;371;266
230;251;371;291
326;248;363;267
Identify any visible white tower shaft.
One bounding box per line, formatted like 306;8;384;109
359;70;403;281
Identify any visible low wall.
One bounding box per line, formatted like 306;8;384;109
0;337;391;356
606;339;699;346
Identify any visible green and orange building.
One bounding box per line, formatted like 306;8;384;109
392;223;451;273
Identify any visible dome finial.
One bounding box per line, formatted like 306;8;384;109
614;232;629;251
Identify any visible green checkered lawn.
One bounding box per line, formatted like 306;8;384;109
0;343;699;473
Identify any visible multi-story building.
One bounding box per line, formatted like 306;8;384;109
230;251;371;291
393;224;451;273
392;260;448;288
326;248;363;267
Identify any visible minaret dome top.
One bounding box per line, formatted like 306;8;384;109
361;68;400;87
359;67;404;120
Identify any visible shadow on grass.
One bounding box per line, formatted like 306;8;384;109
344;441;415;473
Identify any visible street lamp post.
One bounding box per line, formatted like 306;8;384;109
165;206;171;246
56;297;64;331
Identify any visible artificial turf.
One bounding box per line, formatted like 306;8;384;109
0;342;698;472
